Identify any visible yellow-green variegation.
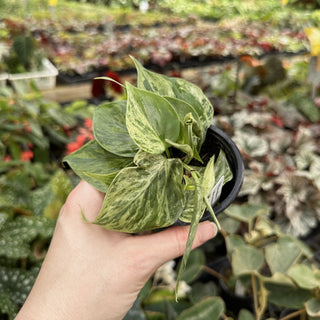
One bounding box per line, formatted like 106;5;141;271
63;56;233;299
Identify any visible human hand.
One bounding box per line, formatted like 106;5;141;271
15;180;217;320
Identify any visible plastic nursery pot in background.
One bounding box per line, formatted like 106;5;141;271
175;124;244;226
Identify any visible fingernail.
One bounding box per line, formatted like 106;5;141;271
198;221;218;242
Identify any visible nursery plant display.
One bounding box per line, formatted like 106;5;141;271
217;202;320;319
63;56;243;296
0;0;314;81
0;86;95;320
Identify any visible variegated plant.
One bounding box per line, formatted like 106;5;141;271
63;56;233;295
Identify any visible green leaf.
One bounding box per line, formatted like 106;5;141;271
0;216;55;259
305;298;320;317
63;140;133;193
225;234;246;255
0;266;39;306
190;281;218;304
126;82;180;154
176;172;204;297
287;264;320;290
231;245;264;276
214;150;233;187
176;297;225;320
93;100;138;157
265;236;302;274
225;203;270;223
0;292;17;320
179;249;205;284
131;56;213;133
164;96;203;146
201;155;215;198
239;309;255;320
93;153;185;232
264;282;312;308
123;300;147;320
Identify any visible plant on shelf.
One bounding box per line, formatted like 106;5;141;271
207;59;320;237
3;33;44;74
0;86;95;164
214;202;320;320
63;56;241;297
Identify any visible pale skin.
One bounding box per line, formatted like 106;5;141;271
15;180;217;320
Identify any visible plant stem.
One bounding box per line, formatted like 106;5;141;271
203;196;221;230
202;265;226;282
251;274;260;320
165;147;171;158
279;309;306;320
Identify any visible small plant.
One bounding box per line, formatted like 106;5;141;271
216;202;320;319
4;33;44;74
63;56;234;295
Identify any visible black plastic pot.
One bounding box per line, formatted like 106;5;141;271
175;124;244;225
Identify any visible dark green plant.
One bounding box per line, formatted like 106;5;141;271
4;34;44;74
0;164;74;319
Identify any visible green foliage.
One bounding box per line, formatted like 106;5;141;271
0;84;90;319
220;202;320;318
64;57;233;298
3;34;44;74
0;86;86;163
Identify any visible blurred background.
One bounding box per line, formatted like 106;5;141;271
1;1;320;319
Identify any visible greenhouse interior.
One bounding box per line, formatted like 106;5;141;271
1;0;320;319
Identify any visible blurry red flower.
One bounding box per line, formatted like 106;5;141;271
67;141;82;154
20;150;33;162
84;118;93;129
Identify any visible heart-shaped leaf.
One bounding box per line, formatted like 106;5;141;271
232;245;264;276
93;100;138;157
126;82;180;154
265;236;302;274
131;56;213;134
287;264;320;290
63;140;133;192
305;298;320;317
93;153;185;232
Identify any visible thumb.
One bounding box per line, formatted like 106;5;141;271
137;221;217;269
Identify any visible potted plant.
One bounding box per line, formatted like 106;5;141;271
4;33;58;91
63;56;244;295
212;202;320;319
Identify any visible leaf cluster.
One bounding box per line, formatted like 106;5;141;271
0;166;73;319
64;56;233;297
218;202;320;319
0;86;94;164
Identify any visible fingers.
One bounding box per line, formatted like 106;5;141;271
60;180;105;220
135;221;217;269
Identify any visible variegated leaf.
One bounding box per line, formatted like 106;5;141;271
63;140;133;192
93;153;185;232
214;150;233;186
93;100;138;157
164;96;203;145
126;82;180;154
176;173;204;297
180;152;232;223
131;56;213;133
201;155;216;198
